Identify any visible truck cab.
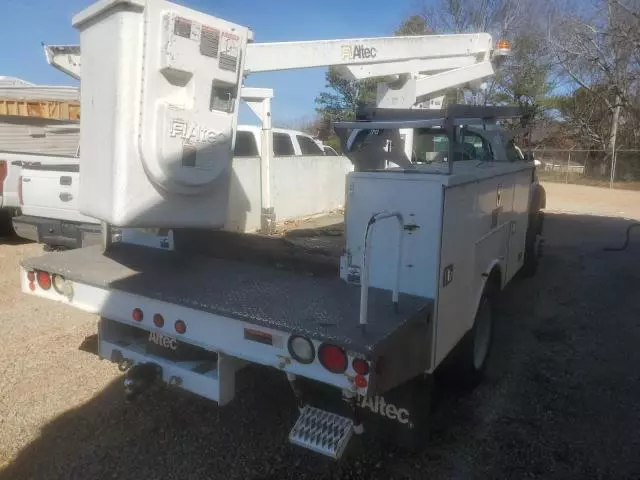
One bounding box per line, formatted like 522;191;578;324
235;126;326;157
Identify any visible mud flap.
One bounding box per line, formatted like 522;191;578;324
357;375;433;450
297;374;433;451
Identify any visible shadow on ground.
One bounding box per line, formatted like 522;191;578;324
2;213;640;480
0;233;31;246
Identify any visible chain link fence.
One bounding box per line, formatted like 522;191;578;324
533;149;640;190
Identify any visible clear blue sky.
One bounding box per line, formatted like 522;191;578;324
2;0;422;125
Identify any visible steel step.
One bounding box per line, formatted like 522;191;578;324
288;406;354;459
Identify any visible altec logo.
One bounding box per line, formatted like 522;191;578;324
357;395;410;424
148;331;177;351
341;44;378;61
169;119;223;144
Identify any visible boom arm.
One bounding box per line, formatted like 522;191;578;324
244;33;495;73
43;44;81;80
45;33;508;109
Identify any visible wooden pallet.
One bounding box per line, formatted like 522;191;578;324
0;99;80;121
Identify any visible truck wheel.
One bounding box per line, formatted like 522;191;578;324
0;211;15;237
523;185;545;278
522;213;540;277
440;283;496;390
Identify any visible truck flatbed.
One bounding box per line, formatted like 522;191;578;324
22;243;432;353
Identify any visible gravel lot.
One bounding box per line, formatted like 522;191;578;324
1;182;640;480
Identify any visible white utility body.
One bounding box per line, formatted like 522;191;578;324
21;0;543;460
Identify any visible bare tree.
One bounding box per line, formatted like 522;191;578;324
417;0;554;107
549;0;640;179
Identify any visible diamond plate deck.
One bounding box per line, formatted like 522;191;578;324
22;243;433;354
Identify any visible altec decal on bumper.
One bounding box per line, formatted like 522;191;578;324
358;394;410;424
148;331;178;350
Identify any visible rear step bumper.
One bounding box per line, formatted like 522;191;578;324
97;315;433;455
99;318;245;405
289;406;354;459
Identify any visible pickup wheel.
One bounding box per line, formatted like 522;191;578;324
439;282;496;390
0;210;15;237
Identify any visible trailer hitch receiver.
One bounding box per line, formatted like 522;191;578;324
123;362;162;401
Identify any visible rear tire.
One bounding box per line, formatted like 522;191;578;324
440;282;496;390
522;211;543;277
523;185;545;278
0;210;15;237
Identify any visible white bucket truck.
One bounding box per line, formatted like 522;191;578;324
20;0;543;459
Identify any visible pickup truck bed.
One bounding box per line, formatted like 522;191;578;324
22;240;432;354
13;162;101;248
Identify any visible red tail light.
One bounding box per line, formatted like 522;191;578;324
27;271;35;283
0;161;7;195
18;175;23;205
352;358;370;376
153;314;165;328
36;271;51;290
132;308;143;322
318;344;347;374
175;319;186;334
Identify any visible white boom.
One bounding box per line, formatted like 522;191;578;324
244;34;494;73
44;32;507;109
43;45;81;80
42;0;510;229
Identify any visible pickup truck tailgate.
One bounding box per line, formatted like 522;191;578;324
21;165;96;223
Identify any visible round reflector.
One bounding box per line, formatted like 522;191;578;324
153;314;164;328
27;271;35;282
132;308;143;322
355;374;368;388
318;344;347;374
52;274;66;294
175;319;187;334
288;335;315;364
28;282;36;292
352;358;370;376
36;271;51;290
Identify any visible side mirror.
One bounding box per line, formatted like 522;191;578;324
524;151;534;163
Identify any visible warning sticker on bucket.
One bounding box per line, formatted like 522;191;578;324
219;32;240;71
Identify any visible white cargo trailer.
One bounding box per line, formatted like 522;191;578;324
20;0;544;459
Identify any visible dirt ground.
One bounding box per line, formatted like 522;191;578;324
1;182;640;479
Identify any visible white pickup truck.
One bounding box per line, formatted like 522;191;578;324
0;151;84;238
12;161;102;250
12;126;341;249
